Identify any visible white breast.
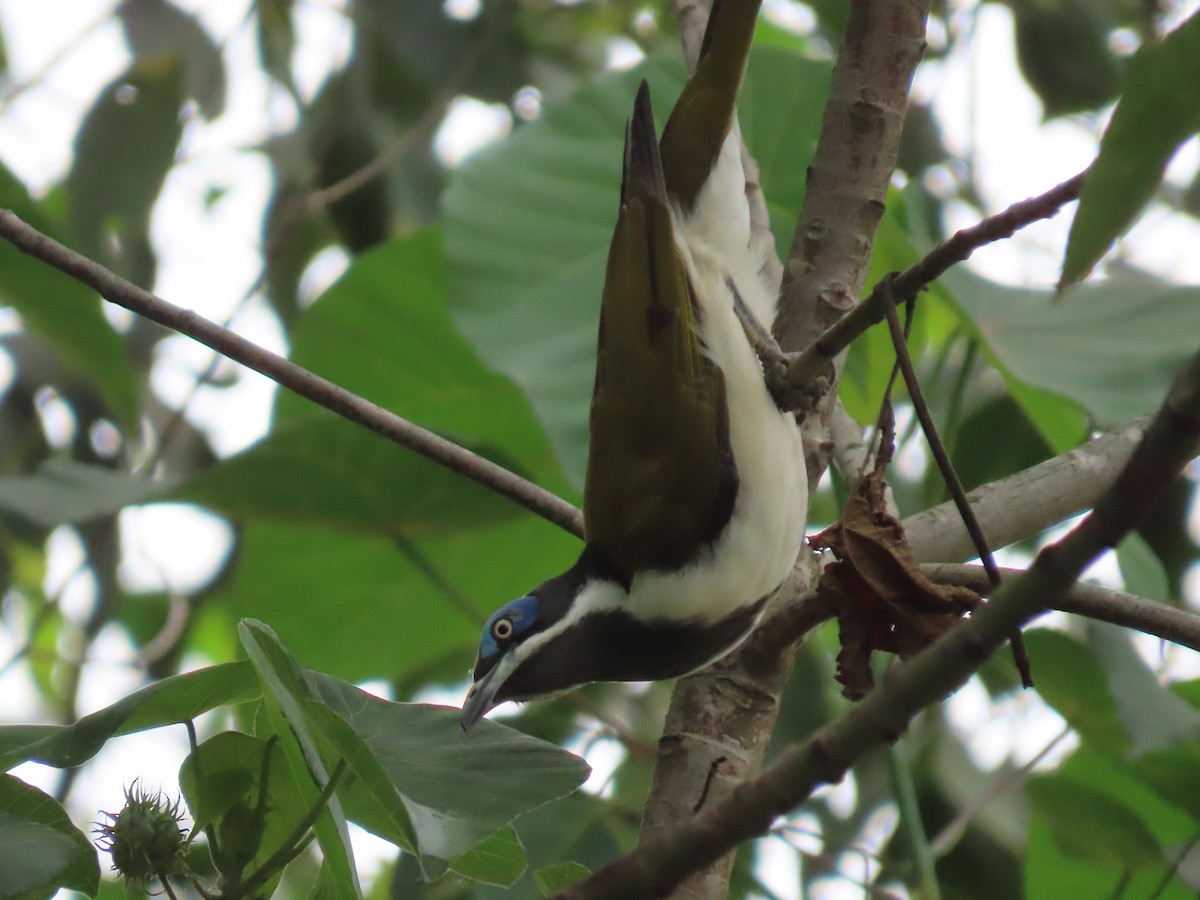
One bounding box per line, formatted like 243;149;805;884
578;125;809;627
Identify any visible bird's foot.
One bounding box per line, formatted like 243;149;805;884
730;279;829;418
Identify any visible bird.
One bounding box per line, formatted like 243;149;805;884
461;0;807;730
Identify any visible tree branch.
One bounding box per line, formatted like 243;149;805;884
785;170;1086;387
0;209;584;539
640;5;930;898
905;416;1149;564
925;563;1200;653
558;343;1200;900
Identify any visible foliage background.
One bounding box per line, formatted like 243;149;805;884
0;0;1199;897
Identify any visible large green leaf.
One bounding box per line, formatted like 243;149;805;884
444;47;831;487
309;671;588;878
1062;10;1200;286
1026;775;1162;868
1024;629;1128;756
0;163;138;424
0;775;99;900
1086;621;1200;756
179;229;572;536
945;268;1200;432
204;514;578;682
0;662;258;771
240;621;362;900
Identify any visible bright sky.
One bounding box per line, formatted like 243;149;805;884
0;2;1198;898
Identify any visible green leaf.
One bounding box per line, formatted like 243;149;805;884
119;0;226;118
1127;740;1200;824
445;47;830;488
178;230;572;536
1024;817;1129;900
533;861;591;896
1116;532;1171;604
239;621;362;900
0;775;99;899
449;827;526;887
1086;621;1200;756
0;163;138;424
1026;774;1162;868
1025;629;1128;756
1061;11;1200;286
309;671;589;877
205;515;578;682
179;732;310;893
175;415;523;538
67;58;185;286
0;460;175;527
946;268;1200;432
0;661;258;770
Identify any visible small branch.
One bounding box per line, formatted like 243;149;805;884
0;210;584;539
925;563;1200;653
786;170;1087;388
880;285;1031;686
556;345;1200;900
905;416;1149;564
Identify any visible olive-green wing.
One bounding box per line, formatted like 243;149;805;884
583;84;738;576
661;0;762;211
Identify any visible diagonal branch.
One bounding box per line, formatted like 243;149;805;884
0;209;584;539
785;170;1086;388
557;341;1200;900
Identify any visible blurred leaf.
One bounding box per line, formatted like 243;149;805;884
0;166;138;424
1011;0;1122;118
67;57;185;285
1027;774;1162;868
446;47;830;487
204;510;578;682
0;661;258;770
1116;532;1171;604
1062;10;1200;286
309;671;588;878
1086;621;1200;756
950;394;1053;492
946;268;1200;433
119;0;226;118
240;621;362;900
1128;740;1200;824
533;861;590;895
255;0;296;91
0;459;173;527
0;774;99;899
279;229;567;486
1024;817;1130;899
181;230;572;537
175;415;525;537
1024;628;1128;756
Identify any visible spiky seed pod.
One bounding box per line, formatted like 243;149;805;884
94;780;190;890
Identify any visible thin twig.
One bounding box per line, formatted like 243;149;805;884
879;280;1032;686
0;210;584;538
785;170;1087;389
924;563;1200;653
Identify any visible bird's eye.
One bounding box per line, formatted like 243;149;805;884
492;617;514;641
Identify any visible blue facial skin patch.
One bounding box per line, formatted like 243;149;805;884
479;594;540;658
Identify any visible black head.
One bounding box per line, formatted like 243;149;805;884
460;551;766;729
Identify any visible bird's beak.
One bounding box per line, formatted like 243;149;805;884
460;652;519;731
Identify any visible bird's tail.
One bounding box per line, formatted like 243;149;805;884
659;0;764;212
